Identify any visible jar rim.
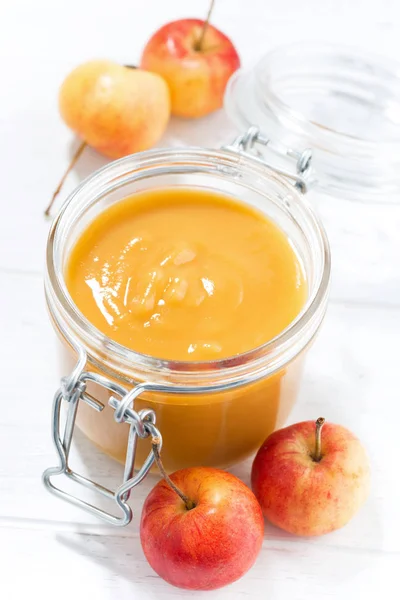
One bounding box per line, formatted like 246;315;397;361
46;147;330;389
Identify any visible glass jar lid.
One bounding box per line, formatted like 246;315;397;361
225;43;400;203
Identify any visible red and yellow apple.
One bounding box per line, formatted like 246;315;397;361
59;60;171;158
140;466;264;590
251;418;370;536
140;19;240;118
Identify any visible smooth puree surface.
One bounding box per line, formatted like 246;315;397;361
66;187;307;361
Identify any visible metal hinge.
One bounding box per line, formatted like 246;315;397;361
224;126;314;194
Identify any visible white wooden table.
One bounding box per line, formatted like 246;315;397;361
1;1;399;598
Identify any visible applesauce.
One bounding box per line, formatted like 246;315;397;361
66;188;307;360
45;147;330;473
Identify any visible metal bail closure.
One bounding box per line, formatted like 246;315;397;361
223;126;314;194
42;348;162;527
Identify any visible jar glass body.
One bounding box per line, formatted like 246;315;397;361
45;147;330;471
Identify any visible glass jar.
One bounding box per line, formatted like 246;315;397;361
44;143;329;521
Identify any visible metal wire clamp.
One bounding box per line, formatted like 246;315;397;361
42;347;162;527
224;126;314;194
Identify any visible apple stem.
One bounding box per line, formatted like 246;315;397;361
151;436;196;510
195;0;216;51
314;417;325;462
44;140;87;218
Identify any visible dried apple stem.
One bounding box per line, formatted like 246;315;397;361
196;0;216;51
44;140;87;217
151;436;195;510
314;417;325;462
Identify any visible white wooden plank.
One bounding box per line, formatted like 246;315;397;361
0;526;397;600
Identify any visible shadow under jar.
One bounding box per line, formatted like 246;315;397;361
45;147;330;474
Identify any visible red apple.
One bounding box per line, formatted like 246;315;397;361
251;418;370;536
140;467;264;590
140;19;240;118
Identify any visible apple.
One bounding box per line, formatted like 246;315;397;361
251;418;370;536
140;18;240;118
45;60;171;215
140;466;264;590
59;60;170;159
